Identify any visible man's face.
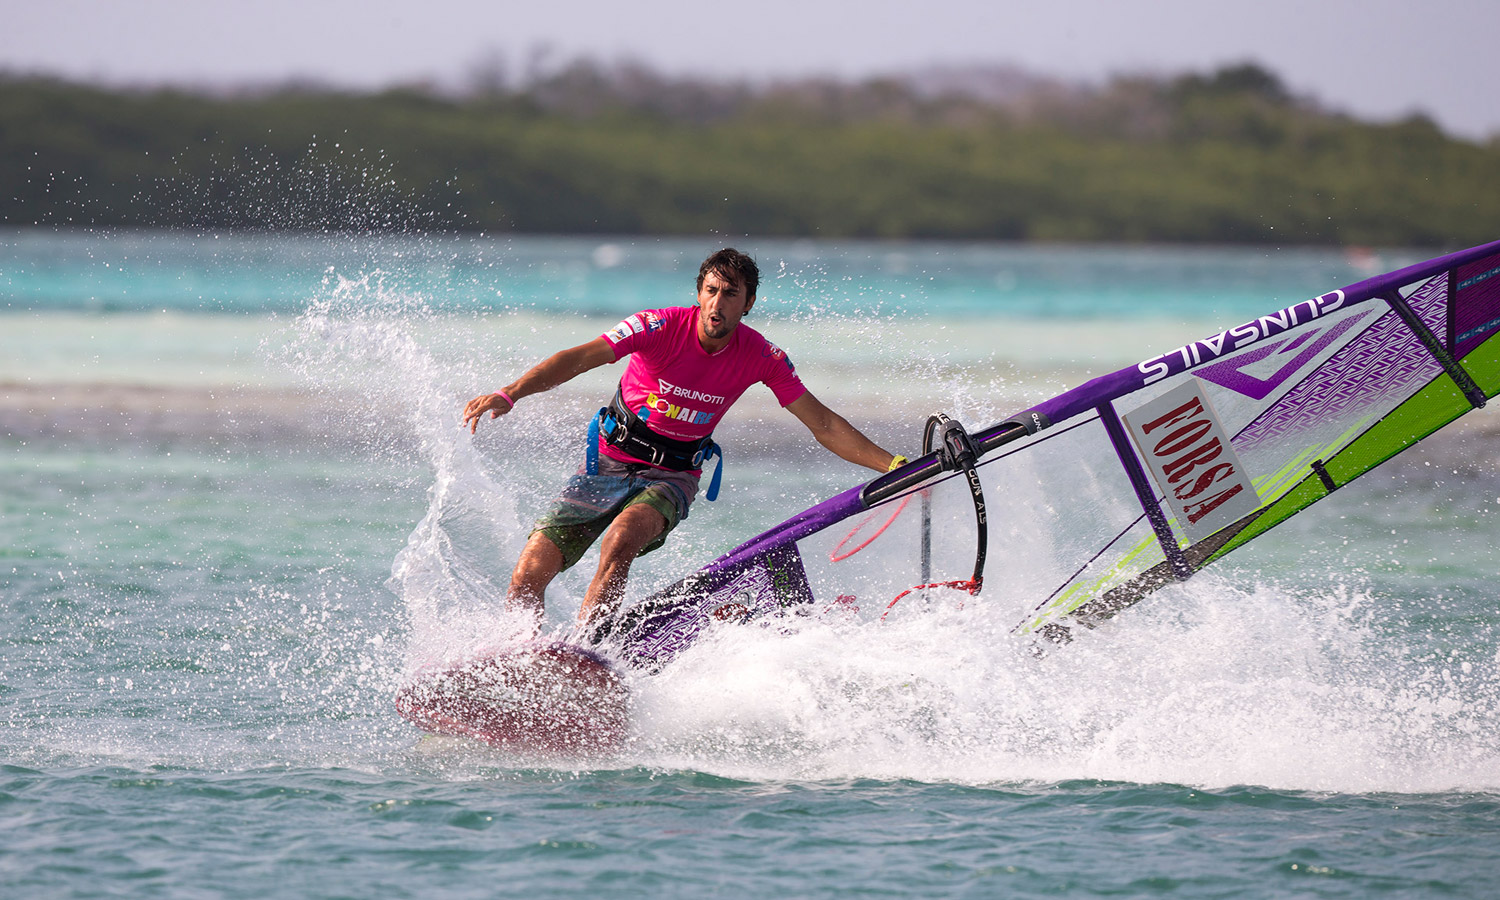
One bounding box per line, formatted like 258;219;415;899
695;269;755;344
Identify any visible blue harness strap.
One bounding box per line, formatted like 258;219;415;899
585;407;611;475
700;443;724;501
584;404;724;501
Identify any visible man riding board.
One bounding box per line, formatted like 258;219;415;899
463;248;904;635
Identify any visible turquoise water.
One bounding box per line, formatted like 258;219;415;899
4;230;1499;897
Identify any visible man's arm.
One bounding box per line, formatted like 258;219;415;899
464;337;616;433
786;391;898;473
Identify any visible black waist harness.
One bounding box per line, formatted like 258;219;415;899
587;390;724;500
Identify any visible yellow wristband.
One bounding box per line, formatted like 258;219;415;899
887;454;908;472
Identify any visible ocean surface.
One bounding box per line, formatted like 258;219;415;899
4;229;1499;897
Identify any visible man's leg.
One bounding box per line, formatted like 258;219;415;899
579;502;667;626
507;531;566;628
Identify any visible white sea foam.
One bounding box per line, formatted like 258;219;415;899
627;574;1500;793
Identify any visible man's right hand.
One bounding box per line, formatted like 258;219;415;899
463;392;514;433
461;337;614;435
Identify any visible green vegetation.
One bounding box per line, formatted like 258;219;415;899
2;63;1497;245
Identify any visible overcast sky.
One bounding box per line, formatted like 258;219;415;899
5;0;1497;139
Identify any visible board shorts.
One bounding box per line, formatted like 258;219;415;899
532;453;701;571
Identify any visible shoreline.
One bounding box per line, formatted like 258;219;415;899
8;380;1500;475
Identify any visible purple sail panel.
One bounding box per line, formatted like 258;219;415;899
1195;312;1370;401
1406;267;1450;333
1232;306;1440;453
1226;274;1449;453
1453;252;1500;359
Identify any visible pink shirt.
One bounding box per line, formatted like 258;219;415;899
599;306;807;466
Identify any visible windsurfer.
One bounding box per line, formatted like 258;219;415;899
463;248;903;635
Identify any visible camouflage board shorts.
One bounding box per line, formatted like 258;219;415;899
533;453;701;570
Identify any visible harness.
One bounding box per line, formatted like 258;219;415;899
587;389;724;501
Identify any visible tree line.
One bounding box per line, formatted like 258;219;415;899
2;62;1497;245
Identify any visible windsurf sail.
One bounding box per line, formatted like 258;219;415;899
601;239;1500;670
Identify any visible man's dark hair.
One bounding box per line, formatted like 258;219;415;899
697;248;760;299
